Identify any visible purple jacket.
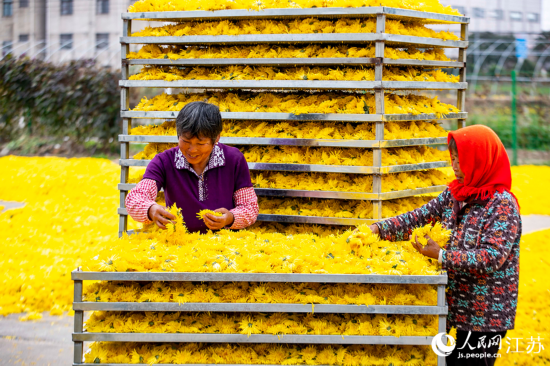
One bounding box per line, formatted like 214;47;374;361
143;144;253;233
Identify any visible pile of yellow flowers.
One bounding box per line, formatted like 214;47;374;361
0;156;121;316
128;0;461;15
223;120;448;140
197;209;223;219
132;18;458;41
131;120;448;141
251;170;449;193
133;92;460;116
127;44;451;61
257;196;431;219
85;342;437;365
82;217;439;275
83;281;436;305
410;222;451;248
134;144;449;166
130;65;459;83
84;311;438;337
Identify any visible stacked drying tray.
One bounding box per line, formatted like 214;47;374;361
116;6;469;236
72;271;449;365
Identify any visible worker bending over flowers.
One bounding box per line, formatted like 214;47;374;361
126;102;259;233
370;125;521;366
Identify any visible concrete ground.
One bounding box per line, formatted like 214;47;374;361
0;207;549;365
0;314;74;365
0;200;26;213
521;214;550;234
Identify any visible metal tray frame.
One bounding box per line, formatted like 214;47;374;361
121;111;468;121
120;79;467;90
121;7;469;24
72;270;448;365
119;158;449;172
124;57;464;68
122;34;467;48
120;134;448;147
117;183;446;201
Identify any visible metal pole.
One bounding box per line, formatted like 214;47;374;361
511;70;518;165
372;13;386;221
437;284;447;366
119;19;132;237
457;24;468;130
73;280;84;364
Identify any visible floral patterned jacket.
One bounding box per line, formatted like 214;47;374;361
376;189;521;332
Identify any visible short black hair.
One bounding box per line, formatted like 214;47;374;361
176;102;222;142
448;136;458;153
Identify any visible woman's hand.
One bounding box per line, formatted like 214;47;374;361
352;224;379;235
204;208;234;231
369;224;379;235
148;203;176;230
412;234;440;259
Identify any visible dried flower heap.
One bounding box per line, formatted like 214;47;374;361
131;18;458;41
131;120;448;141
130;65;459;83
128;0;462;15
127;44;451;61
132;92;459;116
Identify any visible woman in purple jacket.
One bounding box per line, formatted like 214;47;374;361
126;102;259;233
370;125;521;366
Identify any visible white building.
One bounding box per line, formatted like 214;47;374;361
1;0;156;68
439;0;542;34
1;0;46;58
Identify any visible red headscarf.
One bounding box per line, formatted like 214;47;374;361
447;125;519;208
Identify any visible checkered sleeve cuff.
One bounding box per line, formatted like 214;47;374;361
125;179;158;224
229;187;259;230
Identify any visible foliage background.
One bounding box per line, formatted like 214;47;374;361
0;56;120;148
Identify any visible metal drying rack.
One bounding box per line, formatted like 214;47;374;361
117;6;469;236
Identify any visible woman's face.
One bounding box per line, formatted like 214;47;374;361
178;133;220;167
450;149;465;183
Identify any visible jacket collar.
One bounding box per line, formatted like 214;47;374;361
174;144;226;175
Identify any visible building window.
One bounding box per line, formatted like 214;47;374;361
2;40;12;56
60;0;72;15
19;0;28;7
527;13;540;22
473;8;485;18
97;0;109;14
3;0;13;16
453;6;466;16
96;33;109;50
510;11;522;21
490;9;503;20
60;34;73;50
19;34;29;42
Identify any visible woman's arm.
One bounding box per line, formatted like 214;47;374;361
442;194;520;274
375;189;450;241
228;187;259;229
125;179;158;223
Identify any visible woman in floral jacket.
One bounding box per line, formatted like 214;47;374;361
371;125;521;366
